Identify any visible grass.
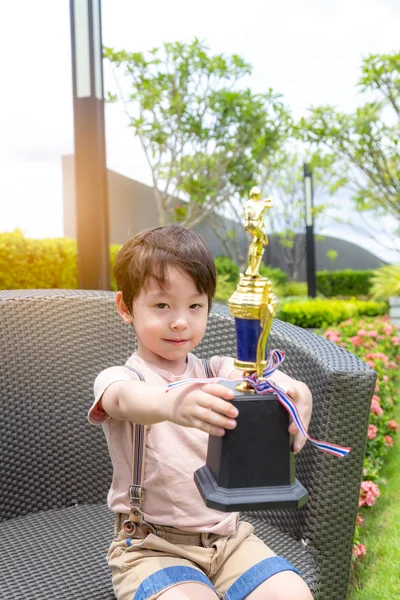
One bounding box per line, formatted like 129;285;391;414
348;404;400;600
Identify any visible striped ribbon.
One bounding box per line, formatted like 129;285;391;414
166;349;351;458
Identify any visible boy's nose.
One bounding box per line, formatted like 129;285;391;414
170;316;188;330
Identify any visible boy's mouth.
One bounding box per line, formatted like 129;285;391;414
163;339;189;346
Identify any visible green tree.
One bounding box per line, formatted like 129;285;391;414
104;39;291;238
300;51;400;251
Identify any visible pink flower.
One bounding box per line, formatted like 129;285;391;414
388;420;400;431
383;325;394;335
352;543;367;558
367;424;378;439
374;384;380;392
366;352;389;363
391;336;400;346
388;361;398;369
356;514;363;526
367;330;378;337
388;396;394;405
371;399;383;416
384;435;393;447
359;481;380;507
383;375;389;383
357;329;368;336
366;360;375;368
396;355;400;362
372;394;381;403
325;330;341;343
350;336;363;346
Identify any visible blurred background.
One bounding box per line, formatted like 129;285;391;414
1;0;399;292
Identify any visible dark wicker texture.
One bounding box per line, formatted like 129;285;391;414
0;290;376;599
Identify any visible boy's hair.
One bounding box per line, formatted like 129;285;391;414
113;225;217;312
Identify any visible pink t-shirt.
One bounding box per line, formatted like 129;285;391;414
88;352;239;535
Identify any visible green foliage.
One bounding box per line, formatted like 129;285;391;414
277;297;387;328
283;281;308;297
214;256;240;282
104;39;291;230
214;274;237;304
300;51;400;230
317;269;375;297
110;243;122;291
326;249;338;261
0;231;119;291
370;263;400;301
258;264;288;286
0;230;78;289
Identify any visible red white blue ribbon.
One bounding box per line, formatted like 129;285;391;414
166;349;351;458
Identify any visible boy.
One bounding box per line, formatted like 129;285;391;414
89;225;313;600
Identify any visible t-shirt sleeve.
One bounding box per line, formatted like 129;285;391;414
209;356;236;379
88;366;141;425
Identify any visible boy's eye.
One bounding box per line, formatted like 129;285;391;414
190;303;203;309
155;303;169;309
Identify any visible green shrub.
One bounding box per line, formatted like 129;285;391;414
110;243;122;291
214;274;237;303
258;264;288;286
0;230;121;290
214;256;240;282
283;281;308;297
316;269;375;297
0;230;78;289
277;297;387;328
370;263;400;301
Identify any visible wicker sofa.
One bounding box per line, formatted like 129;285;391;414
0;290;376;600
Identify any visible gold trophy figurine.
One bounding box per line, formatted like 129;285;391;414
244;186;273;277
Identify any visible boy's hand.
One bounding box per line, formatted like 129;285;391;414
285;382;312;453
164;383;238;436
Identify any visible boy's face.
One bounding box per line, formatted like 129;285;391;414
130;267;209;374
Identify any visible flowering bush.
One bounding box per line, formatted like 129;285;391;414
323;315;399;563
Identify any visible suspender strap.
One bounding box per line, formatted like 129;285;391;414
202;359;213;378
123;364;147;525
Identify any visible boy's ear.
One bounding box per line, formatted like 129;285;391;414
115;291;133;324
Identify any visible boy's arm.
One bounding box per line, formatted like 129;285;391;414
228;368;312;453
101;379;239;437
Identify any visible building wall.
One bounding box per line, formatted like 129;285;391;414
62;155;386;279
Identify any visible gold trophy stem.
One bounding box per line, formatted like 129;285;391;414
256;283;274;379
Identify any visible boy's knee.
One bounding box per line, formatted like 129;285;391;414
247;570;313;600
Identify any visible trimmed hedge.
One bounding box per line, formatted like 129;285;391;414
0;231;122;291
0;230;78;289
277;297;387;328
317;269;374;297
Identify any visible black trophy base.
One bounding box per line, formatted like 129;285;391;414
194;381;309;512
194;465;308;512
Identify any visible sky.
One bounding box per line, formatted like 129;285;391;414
1;0;399;262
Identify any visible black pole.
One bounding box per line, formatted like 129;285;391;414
303;164;317;298
69;0;110;289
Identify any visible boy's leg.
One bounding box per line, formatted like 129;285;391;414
211;522;313;600
244;570;312;600
108;529;218;600
158;582;218;599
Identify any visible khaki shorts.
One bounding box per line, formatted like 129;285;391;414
107;518;299;600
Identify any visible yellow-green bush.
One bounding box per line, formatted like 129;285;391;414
277;297;387;328
0;230;123;290
0;230;78;289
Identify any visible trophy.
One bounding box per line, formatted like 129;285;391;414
194;186;309;511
